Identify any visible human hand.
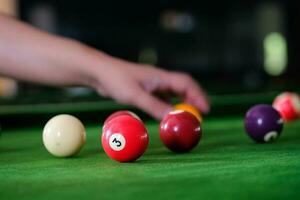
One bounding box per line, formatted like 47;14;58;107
93;59;210;120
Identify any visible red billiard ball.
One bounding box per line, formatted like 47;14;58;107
273;92;300;122
102;115;148;162
103;110;141;126
159;110;202;153
174;103;203;122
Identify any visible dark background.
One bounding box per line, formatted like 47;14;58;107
0;0;299;125
0;0;297;106
17;0;300;94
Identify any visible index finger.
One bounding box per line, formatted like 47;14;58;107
166;72;210;113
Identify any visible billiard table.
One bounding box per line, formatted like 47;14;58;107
1;94;300;200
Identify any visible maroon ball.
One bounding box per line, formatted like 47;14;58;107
159;110;202;152
245;104;283;143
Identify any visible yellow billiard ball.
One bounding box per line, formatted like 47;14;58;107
174;103;203;122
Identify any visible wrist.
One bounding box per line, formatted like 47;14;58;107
66;40;109;88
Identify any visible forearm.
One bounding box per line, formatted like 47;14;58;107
0;14;110;87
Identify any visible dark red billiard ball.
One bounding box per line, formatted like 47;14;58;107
103;110;141;126
102;115;148;162
273;92;300;122
245;104;284;143
159;110;202;153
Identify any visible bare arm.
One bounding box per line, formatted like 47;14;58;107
0;14;108;86
0;14;209;119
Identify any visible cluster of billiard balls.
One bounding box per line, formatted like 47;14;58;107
42;103;203;162
42;92;300;162
245;92;300;143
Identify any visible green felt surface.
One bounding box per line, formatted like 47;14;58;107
1;117;300;200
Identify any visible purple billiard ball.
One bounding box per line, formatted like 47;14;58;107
245;104;284;143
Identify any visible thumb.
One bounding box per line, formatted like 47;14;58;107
132;90;172;120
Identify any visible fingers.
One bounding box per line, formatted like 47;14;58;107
166;72;210;113
185;79;210;113
131;89;173;120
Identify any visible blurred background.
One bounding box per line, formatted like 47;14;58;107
0;0;299;122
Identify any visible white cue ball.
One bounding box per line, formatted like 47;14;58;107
43;114;86;157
